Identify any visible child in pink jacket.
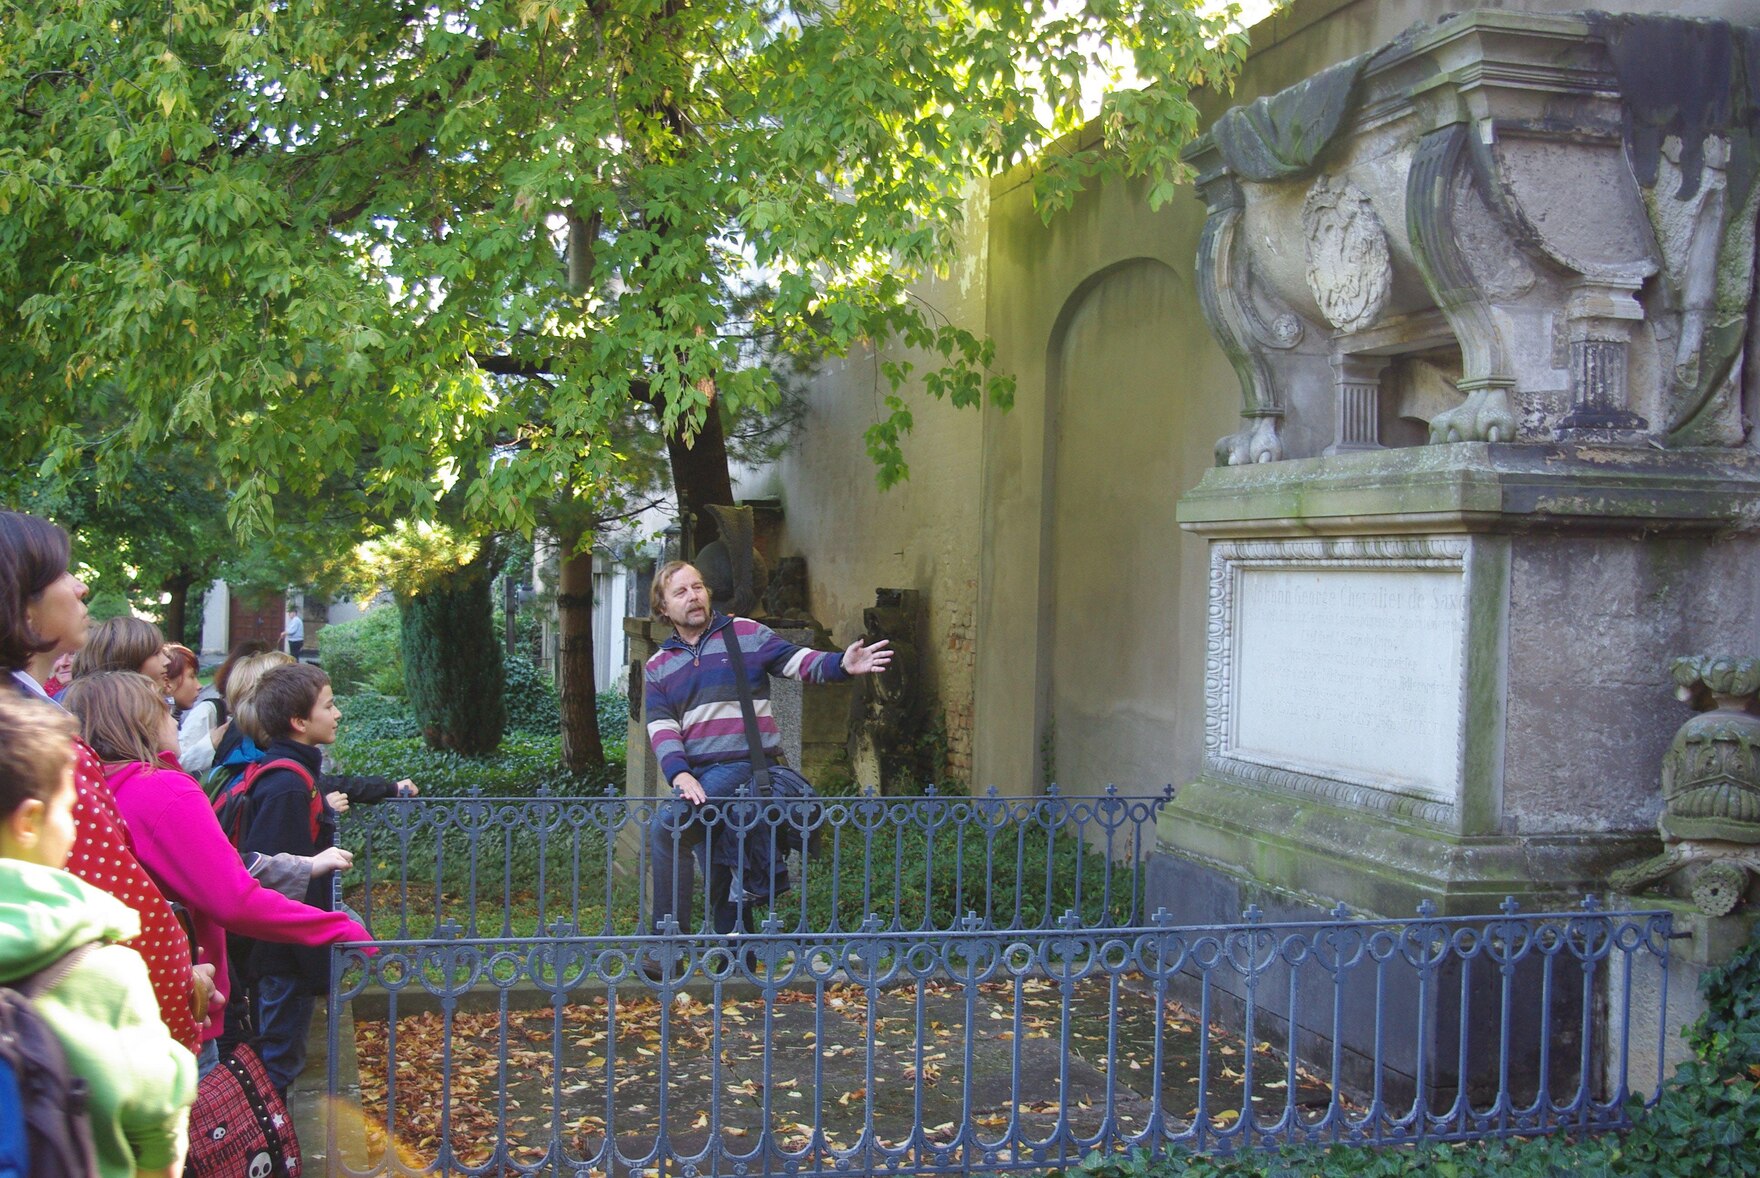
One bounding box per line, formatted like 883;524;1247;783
60;671;371;1074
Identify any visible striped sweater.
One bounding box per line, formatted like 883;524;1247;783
645;613;849;785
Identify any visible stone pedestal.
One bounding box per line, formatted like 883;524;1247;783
1603;897;1760;1099
1161;443;1760;1103
624;617;673;801
767;626;857;785
1164;443;1760;922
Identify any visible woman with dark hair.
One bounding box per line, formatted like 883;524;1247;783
0;508;208;1053
0;510;90;701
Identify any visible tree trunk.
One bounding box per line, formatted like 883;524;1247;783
401;542;507;754
557;522;606;773
161;571;195;646
664;393;735;556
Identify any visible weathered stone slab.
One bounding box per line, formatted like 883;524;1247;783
1232;564;1464;803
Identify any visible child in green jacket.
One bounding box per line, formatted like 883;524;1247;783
0;692;196;1178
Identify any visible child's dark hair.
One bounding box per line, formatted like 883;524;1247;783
60;672;166;767
252;663;331;741
0;511;73;672
0;692;77;816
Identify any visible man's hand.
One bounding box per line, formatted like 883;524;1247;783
327;790;350;813
841;637;893;676
396;778;419;797
673;773;706;805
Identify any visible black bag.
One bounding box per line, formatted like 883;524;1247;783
719;627;822;897
0;944;100;1178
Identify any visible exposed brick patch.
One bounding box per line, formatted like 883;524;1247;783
941;582;977;785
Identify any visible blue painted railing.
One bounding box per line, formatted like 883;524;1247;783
338;787;1167;940
325;794;1674;1176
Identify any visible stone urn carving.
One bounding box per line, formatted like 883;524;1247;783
1611;656;1760;915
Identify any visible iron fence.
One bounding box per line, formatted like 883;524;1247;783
328;817;1675;1178
338;788;1168;942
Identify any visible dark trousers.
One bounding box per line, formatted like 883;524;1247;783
648;762;764;937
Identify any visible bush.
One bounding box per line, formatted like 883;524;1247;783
85;590;133;622
330;727;622;797
338;690;422;743
503;653;560;733
594;688;629;748
319;606;404;697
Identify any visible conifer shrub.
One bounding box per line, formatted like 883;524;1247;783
502;653;560;734
400;559;506;755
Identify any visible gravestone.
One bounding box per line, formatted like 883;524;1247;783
1160;9;1760;1098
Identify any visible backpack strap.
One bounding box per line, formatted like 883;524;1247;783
13;943;97;1000
242;759;323;844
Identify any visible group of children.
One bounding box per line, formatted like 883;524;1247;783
0;508;394;1176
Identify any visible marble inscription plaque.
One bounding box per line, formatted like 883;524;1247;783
1232;568;1465;800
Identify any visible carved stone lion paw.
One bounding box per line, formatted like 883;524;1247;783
1214;416;1284;466
1428;388;1517;444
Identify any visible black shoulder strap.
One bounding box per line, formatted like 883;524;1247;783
718;619;773;797
15;943;98;1000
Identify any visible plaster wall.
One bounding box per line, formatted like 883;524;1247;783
752;193;989;785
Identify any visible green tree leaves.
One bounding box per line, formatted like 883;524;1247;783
1;0;1252;529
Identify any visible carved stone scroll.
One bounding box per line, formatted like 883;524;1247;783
1195;174;1305;465
1406;125;1519;444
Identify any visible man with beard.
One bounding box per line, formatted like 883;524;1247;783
642;560;891;966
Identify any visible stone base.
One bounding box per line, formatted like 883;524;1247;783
1603;895;1760;1100
1160;774;1659;919
1144;840;1654;1109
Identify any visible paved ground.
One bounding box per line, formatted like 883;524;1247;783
294;972;1335;1174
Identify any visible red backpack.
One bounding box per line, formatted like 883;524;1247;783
211;759;322;849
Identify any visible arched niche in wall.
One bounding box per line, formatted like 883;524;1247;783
1038;256;1207;794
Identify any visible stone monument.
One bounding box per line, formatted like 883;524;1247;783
1160;9;1760;1096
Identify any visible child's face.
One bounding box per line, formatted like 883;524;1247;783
172;665;201;710
138;647;170;688
2;760;79;869
294;685;341;746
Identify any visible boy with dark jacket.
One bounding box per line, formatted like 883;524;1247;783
236;662;346;1097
